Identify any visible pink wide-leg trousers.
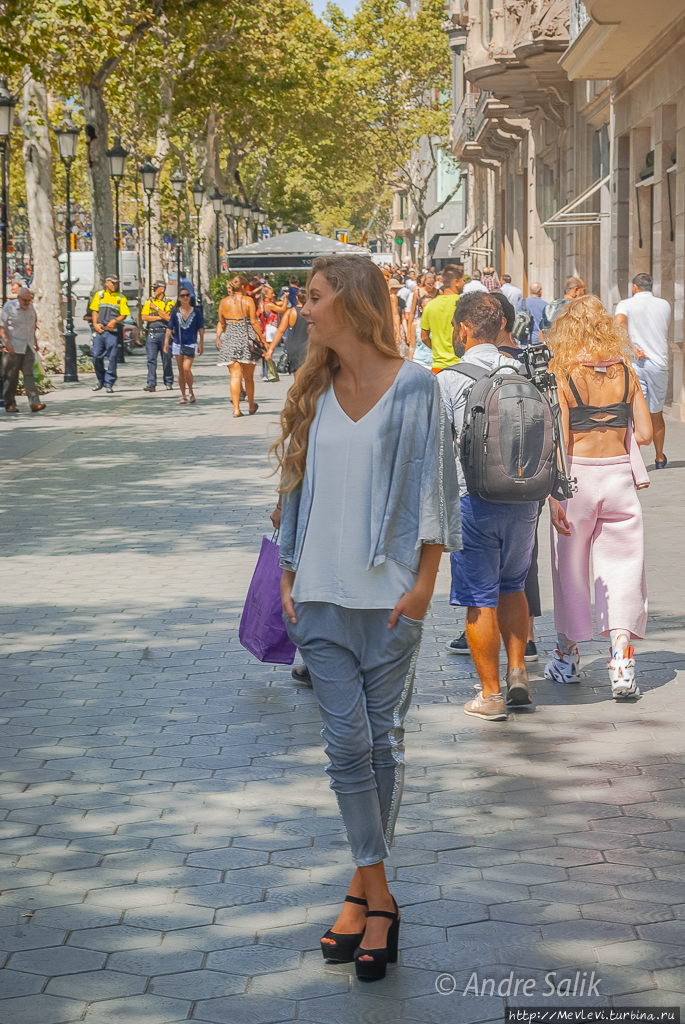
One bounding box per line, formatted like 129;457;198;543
550;455;648;642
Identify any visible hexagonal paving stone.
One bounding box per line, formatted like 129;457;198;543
193;994;297;1024
530;881;618;903
0;924;67;952
149;969;247;1000
524;847;604;868
84;885;176;909
297;990;404;1024
401;900;487;929
636;920;685;944
67;924;163;952
654;966;685;993
482;863;567;885
173;882;263;908
540;918;635;944
582;899;673;925
206;943;302;975
0;994;86;1024
81;994;190;1024
0;969;46;997
46;969;147;1000
618;880;685;904
8;944;106;976
122;903;214;931
489;899;581;925
107;949;204;976
186;848;269;870
596;940;685;970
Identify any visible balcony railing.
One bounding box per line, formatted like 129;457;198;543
453;90;492;151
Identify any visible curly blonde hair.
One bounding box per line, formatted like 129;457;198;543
547;294;634;376
270;255;398;493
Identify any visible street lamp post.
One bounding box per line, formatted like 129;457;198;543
223;196;235;257
54;110;81;383
170;168;187;295
138;156;159;298
0;78;17;307
16;200;26;273
106;137;129;364
106;138;129;282
209;186;223;277
192;181;204;302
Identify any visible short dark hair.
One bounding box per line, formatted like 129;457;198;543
633;273;653;291
489;290;515;333
443;266;463;288
289;275;300;285
501;274;511;283
453;293;504;343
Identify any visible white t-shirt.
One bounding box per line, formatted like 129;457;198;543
462;280;488;295
615;290;671;367
398;286;412;308
501;283;523;307
291;384;416;608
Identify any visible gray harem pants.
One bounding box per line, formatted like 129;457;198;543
285;602;423;866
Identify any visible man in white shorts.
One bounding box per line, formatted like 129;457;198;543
615;273;671;469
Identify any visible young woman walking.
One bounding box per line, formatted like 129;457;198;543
267;287;308;376
164;287;204;404
216;276;265;416
546;295;653;698
272;255;461;981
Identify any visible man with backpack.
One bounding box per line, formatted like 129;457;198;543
438;293;556;720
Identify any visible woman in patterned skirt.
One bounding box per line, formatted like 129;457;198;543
216;276;265;417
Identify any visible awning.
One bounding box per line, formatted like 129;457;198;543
542;174;610;227
428;225;476;260
226;230;371;272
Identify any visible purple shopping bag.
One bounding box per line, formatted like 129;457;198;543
239;535;296;664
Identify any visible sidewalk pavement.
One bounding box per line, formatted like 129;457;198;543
0;353;684;1024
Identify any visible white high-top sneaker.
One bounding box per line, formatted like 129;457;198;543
544;646;581;684
609;647;640;699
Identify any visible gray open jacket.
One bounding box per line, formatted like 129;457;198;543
279;361;462;575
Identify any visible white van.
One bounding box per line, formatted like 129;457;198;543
59;251;140;300
370;253;396;266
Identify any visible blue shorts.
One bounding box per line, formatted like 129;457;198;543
450;495;538;609
634;359;668;414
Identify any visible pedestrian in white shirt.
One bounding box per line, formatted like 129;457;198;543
0;287;45;414
615;273;671;468
500;274;522;308
462;271;488;295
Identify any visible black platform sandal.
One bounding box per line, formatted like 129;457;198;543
320;895;368;963
353;896;400;982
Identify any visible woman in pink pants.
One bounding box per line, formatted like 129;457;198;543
545;296;653;698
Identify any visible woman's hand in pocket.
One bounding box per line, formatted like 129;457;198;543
281;570;297;624
388;586;430;629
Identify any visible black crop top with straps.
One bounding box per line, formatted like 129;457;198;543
566;363;631;432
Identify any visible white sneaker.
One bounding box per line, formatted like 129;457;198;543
544;646;581;684
609;647;640;699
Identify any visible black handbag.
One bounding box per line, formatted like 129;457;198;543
276;350;291;374
180;344;195;357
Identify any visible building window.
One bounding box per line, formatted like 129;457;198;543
437;150;462;204
398;191;408;221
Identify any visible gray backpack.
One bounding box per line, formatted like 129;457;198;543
444;363;558;503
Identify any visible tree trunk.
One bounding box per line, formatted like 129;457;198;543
20;76;64;362
81;79;115;289
150;80;172;285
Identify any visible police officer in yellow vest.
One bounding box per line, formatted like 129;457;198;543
142;280;175;392
89;273;130;393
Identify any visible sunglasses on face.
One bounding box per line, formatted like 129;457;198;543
179;292;190;298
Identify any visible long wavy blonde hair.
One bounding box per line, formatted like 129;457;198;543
270;255;398;492
547;294;634;376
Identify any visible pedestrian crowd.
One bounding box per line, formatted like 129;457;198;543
251;253;672;986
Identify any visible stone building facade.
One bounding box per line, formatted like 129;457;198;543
445;0;685;416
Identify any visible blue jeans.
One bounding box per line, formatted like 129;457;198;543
146;333;173;387
450;494;538;608
92;331;118;387
285;602;422;866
